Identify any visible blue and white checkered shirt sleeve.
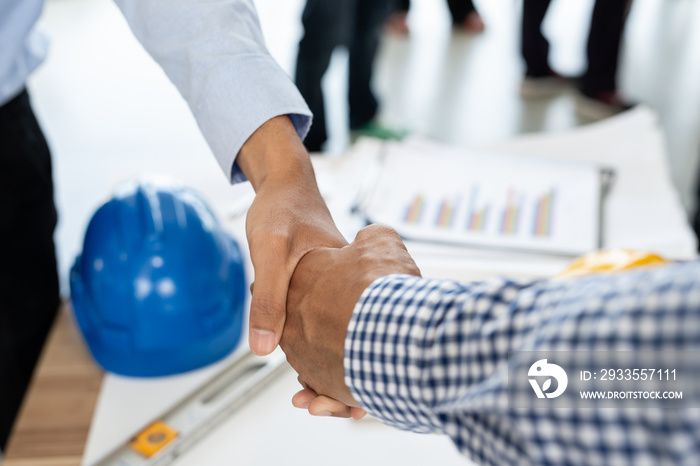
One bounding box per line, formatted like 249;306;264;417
344;264;700;465
345;274;531;464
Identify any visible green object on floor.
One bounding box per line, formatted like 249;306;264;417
351;121;409;142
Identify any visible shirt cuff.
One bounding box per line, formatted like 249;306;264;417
229;111;312;184
343;274;444;434
191;54;312;184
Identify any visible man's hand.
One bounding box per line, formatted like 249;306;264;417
281;224;421;416
237;116;347;356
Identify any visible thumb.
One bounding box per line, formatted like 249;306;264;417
354;224;405;248
248;259;289;355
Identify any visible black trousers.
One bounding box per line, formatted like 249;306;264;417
397;0;477;24
0;89;59;450
521;0;630;96
295;0;393;151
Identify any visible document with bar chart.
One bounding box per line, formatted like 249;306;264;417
361;140;609;256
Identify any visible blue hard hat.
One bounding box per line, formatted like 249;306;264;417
70;182;246;377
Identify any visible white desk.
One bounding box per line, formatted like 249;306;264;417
83;108;696;466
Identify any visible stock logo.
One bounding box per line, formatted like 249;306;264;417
528;359;568;399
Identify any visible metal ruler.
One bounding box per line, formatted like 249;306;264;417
91;349;289;465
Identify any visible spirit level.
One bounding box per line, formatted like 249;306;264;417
91;349;289;465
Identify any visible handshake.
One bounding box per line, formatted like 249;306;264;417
276;225;421;419
238;117;421;419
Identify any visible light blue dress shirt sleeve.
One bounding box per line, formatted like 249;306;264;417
112;0;312;183
0;0;49;106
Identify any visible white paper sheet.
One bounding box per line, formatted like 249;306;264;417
363;140;604;256
487;107;697;259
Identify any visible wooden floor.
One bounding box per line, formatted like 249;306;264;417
3;306;103;466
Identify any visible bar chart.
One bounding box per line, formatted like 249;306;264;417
363;140;603;255
401;186;557;239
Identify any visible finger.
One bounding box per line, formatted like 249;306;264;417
293;390;367;419
248;251;290;356
308;395;353;418
352;224;421;277
297;375;311;391
292;388;318;410
350;407;368;420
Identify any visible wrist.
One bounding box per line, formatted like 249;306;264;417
237;115;314;191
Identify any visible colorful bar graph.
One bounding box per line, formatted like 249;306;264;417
499;189;520;235
402;186;556;238
468;205;490;232
404;194;425;224
463;186;489;232
435;198;455;228
533;189;555;237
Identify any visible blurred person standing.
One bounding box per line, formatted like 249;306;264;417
295;0;400;152
385;0;485;35
520;0;634;119
0;0;59;451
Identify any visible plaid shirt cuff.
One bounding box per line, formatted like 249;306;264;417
343;274;528;434
344;274;441;433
